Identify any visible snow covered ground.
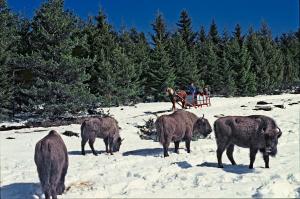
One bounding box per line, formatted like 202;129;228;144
1;94;300;198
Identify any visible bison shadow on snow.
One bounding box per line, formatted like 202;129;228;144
68;150;105;155
171;161;193;169
122;147;184;157
0;182;41;199
197;162;255;174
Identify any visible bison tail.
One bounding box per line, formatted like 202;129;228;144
35;142;52;193
156;120;165;145
80;121;87;138
213;121;218;139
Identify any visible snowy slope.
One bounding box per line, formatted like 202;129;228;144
1;94;300;198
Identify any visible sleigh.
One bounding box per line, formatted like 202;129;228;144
185;93;211;108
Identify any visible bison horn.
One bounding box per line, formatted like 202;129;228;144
121;138;125;142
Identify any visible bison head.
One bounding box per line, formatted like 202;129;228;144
193;114;212;138
112;137;124;152
263;127;282;157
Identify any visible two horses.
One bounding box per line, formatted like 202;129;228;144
166;87;187;111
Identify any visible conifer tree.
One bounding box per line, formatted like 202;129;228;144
0;0;19;119
176;10;196;49
226;38;256;96
208;19;220;45
258;22;283;92
148;12;175;101
246;27;268;93
169;34;199;89
22;0;95;117
198;26;206;44
279;31;300;88
233;24;243;47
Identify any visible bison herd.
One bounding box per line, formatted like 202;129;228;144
34;110;282;198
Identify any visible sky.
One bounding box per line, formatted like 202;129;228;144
7;0;300;37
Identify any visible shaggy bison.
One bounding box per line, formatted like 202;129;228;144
155;110;212;157
214;115;282;169
81;116;123;155
34;130;68;199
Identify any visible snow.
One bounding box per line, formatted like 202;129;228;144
1;94;300;198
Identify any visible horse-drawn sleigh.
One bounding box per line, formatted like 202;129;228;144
166;87;211;111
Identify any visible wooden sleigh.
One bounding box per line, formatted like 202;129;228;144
176;93;211;109
166;87;211;111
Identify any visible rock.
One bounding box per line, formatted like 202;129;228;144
6;137;15;139
62;130;79;137
253;105;273;111
257;101;272;105
240;105;247;107
288;101;300;106
274;104;286;109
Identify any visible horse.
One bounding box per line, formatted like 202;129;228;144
166;87;187;111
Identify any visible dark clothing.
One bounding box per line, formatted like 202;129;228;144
187;85;197;95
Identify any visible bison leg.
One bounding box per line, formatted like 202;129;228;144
263;153;270;168
217;147;225;168
104;137;109;153
174;141;180;153
185;140;191;153
226;144;236;165
163;143;169;157
51;192;58;199
182;100;186;109
249;147;258;169
172;101;176;111
88;138;98;156
81;138;88;155
108;137;114;155
45;192;50;199
56;163;67;195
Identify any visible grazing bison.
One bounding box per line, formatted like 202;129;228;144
214;115;282;169
34;130;68;199
155;110;212;157
81;116;123;155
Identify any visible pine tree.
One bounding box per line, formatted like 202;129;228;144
278;32;299;89
258;22;283;92
86;8;117;98
147;12;175;101
198;25;206;44
197;39;221;93
0;0;19;119
22;0;95;117
233;24;243;47
151;12;169;48
219;51;236;96
169;34;199;89
208;19;220;45
118;28;149;102
218;32;236;96
128;28;150;99
176;10;196;49
246;27;268;93
226;38;256;96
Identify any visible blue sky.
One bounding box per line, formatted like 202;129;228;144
7;0;299;37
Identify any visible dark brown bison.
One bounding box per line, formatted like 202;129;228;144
214;115;282;169
34;130;68;199
81;116;123;155
155;110;212;157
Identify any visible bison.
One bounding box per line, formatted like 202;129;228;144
34;130;68;199
81;116;123;155
214;115;282;169
155;110;212;157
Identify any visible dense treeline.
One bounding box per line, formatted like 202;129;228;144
0;0;299;119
